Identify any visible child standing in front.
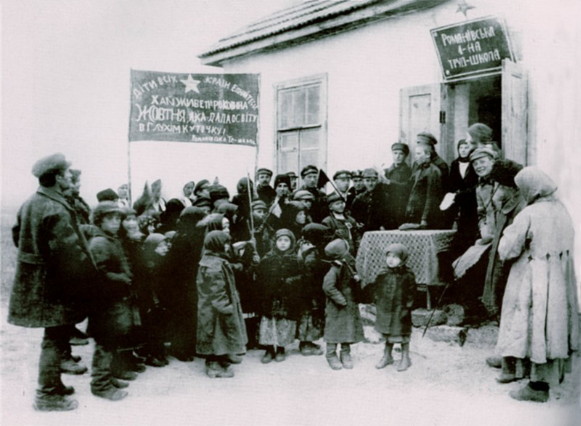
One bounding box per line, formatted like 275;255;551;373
257;229;302;363
368;243;416;372
322;238;364;370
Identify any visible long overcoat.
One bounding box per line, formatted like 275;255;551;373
496;189;579;364
9;187;96;328
369;266;416;337
323;258;364;344
405;162;443;228
196;252;247;356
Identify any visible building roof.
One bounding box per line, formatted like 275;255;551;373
199;0;445;66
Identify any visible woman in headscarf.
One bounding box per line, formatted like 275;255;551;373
495;167;579;402
196;230;247;378
164;207;208;361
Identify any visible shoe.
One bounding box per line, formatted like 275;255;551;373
300;345;315;356
397;356;411;372
55;384;75;396
69;336;89;346
33;395;78;411
496;373;517;384
92;388;128;401
326;354;343;370
206;365;235;378
130;363;146;373
111;378;130;389
308;343;324;356
145;357;165;367
509;384;549;403
486;356;502;369
261;351;274;364
114;371;138;381
60;360;88;375
227;354;243;364
340;351;353;369
70;354;82;363
375;354;394;369
275;350;286;363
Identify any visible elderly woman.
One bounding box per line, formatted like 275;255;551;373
495;167;579;402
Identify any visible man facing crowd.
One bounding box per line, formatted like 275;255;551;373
9;153;97;411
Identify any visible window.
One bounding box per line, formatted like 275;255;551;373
276;74;327;174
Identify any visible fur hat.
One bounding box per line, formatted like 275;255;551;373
236;177;253;194
490;160;523;188
385;243;409;263
92;201;121;225
324;238;350;260
32;153;71;178
274;174;291;188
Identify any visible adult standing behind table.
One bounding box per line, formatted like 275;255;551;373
416;132;449;193
8;153;97;411
383;143;412;229
399;143;443;230
495;167;579;403
350;168;390;232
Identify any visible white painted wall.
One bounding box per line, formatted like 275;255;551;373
216;0;581;304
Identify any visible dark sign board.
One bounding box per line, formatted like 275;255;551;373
431;16;514;80
129;70;259;146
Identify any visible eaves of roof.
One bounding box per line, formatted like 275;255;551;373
199;0;447;66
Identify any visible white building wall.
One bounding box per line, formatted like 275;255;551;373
217;0;581;304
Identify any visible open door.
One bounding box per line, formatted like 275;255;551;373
400;83;450;162
502;59;528;165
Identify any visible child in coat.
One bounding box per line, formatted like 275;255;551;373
323;239;364;370
196;230;247;378
257;229;302;363
368;243;416;372
87;201;134;401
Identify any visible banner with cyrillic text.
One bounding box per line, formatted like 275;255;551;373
129;70;259;146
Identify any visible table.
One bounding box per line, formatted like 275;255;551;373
356;230;456;308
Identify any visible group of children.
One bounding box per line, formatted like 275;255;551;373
77;177;418;399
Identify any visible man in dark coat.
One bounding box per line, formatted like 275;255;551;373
9;153;97;411
350;168;390;232
417;132;449;193
384;143;412;229
299;165;327;223
256;168;276;207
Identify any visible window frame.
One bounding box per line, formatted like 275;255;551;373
274;73;328;175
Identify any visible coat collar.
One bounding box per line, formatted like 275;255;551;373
37;186;73;211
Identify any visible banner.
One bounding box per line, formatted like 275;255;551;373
129;70;259;146
430;16;514;80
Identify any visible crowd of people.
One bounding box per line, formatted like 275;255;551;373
7;122;578;411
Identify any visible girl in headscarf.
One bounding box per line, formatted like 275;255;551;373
495;167;579;402
196;231;247;378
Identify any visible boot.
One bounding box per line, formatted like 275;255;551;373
33;394;78;412
325;343;342;370
299;342;314;356
60;359;88;375
113;370;138;381
55;384;75;396
92;387;128;401
340;344;353;369
397;343;411;372
496;356;517;383
375;343;394;369
227;354;243;364
206;360;234;378
111;378;130;389
275;347;286;362
509;383;549;403
308;342;324;356
261;347;275;364
486;355;502;369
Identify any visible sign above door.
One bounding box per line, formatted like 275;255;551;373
431;16;515;81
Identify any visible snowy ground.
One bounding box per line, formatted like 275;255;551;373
1;319;579;426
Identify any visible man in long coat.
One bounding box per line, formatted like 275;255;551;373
8;153;96;411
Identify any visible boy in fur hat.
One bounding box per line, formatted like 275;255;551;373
322;239;364;370
367;244;416;372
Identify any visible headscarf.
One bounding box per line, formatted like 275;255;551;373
203;230;231;254
514;166;558;205
177;206;207;234
199;213;225;232
274;228;296;253
216;202;238;222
